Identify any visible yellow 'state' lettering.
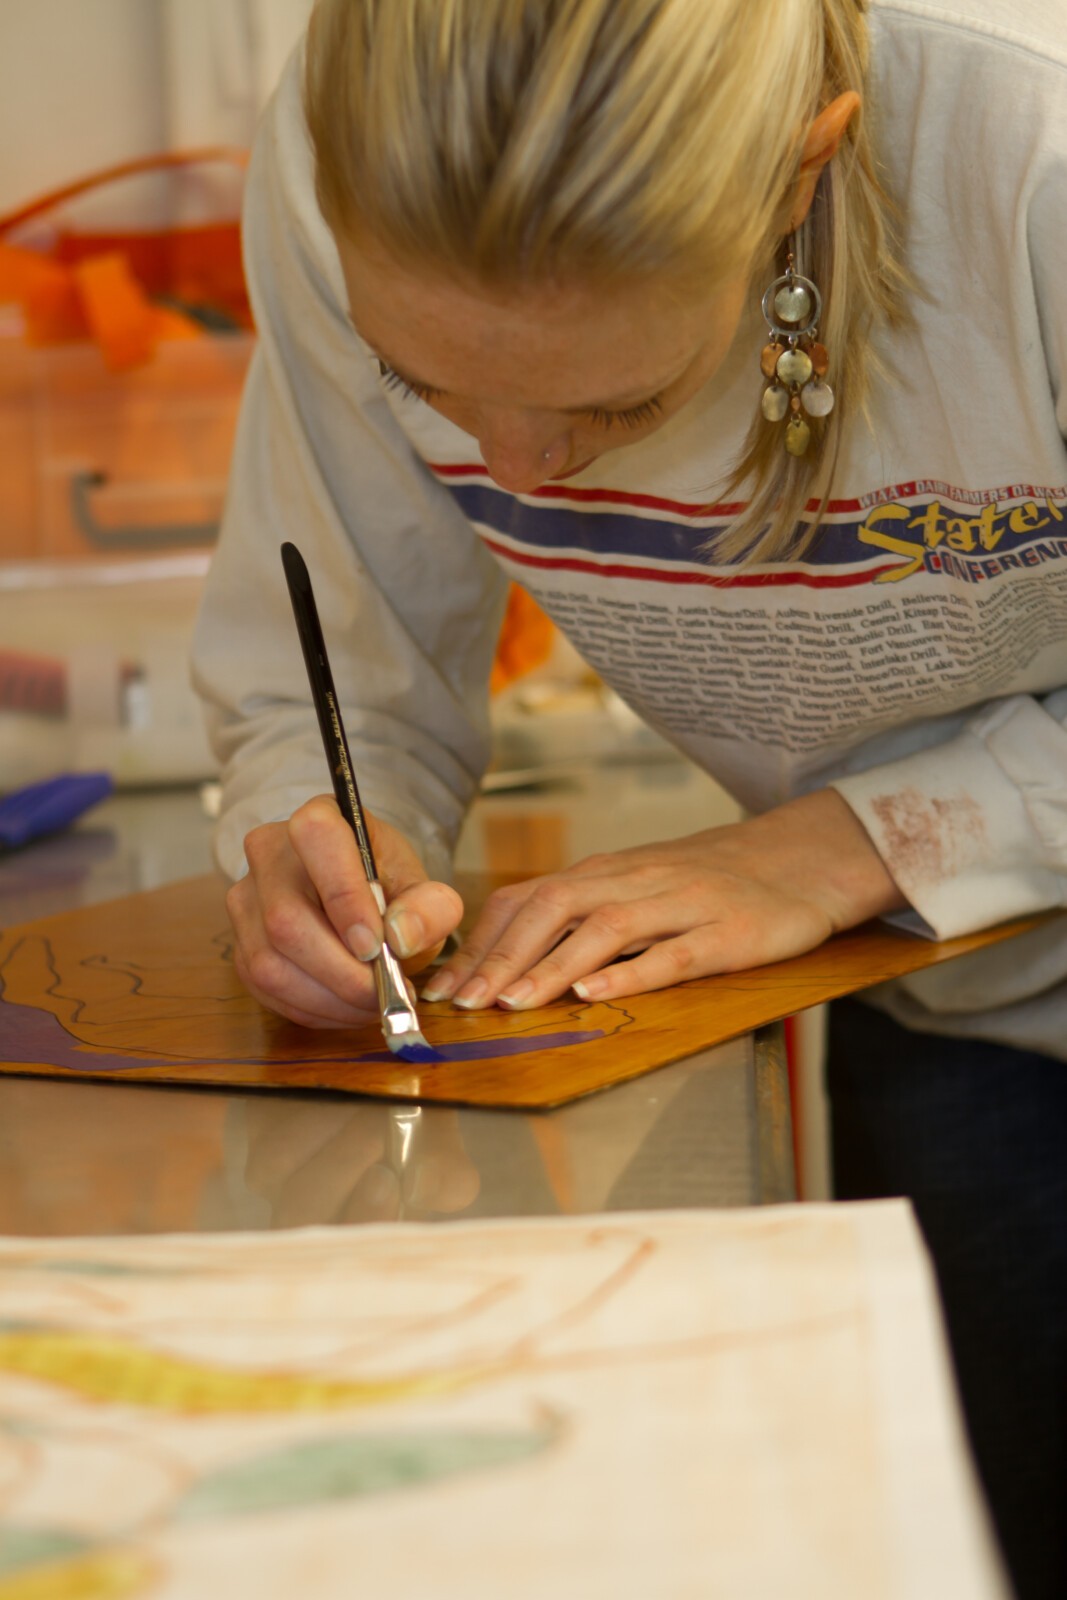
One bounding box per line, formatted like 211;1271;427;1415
858;498;1060;581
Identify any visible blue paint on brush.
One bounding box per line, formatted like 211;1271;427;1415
366;1029;606;1065
390;1040;447;1065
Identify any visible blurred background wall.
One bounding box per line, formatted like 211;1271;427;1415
0;0;313;216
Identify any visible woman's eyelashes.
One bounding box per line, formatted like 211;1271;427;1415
376;359;438;404
374;359;664;430
584;397;664;429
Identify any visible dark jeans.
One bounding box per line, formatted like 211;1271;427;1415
827;998;1067;1600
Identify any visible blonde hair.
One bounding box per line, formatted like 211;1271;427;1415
305;0;908;563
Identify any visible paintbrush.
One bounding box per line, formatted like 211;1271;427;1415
281;542;442;1065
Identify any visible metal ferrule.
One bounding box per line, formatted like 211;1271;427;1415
367;880;421;1044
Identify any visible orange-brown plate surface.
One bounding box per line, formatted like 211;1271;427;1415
0;873;1053;1108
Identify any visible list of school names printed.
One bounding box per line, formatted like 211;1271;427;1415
538;572;1067;753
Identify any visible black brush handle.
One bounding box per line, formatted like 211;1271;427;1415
281;541;378;883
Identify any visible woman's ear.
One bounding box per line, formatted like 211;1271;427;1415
788;91;861;231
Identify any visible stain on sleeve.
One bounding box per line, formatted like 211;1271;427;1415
868;786;987;891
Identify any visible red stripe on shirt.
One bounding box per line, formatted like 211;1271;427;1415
425;462;864;518
479;536;902;588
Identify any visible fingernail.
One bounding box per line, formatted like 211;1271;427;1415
453;976;489;1010
421;971;457;1003
386;907;424;960
497;978;534;1010
346;923;381;962
572;976;606;1000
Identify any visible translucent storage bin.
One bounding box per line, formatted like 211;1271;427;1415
0;560;221;790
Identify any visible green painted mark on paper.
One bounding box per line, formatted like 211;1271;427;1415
0;1527;91;1577
176;1422;560;1520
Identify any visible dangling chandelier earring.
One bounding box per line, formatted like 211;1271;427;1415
759;238;834;457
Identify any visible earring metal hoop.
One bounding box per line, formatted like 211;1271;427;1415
760;272;822;341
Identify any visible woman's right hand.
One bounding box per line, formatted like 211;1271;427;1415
226;794;463;1028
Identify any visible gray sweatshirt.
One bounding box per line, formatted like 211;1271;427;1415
193;0;1067;1057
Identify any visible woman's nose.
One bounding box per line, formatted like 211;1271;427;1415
478;415;570;493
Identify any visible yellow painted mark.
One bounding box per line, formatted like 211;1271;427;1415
0;1329;484;1415
0;1549;155;1600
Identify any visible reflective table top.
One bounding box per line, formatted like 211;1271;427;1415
0;772;794;1235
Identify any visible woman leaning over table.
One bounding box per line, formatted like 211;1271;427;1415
192;2;1067;1592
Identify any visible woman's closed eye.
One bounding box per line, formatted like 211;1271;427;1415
583;397;663;429
377;359;438;405
375;358;664;430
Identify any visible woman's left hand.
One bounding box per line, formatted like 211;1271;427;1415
425;789;906;1010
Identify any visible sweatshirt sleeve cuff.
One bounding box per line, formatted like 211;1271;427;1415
829;697;1067;939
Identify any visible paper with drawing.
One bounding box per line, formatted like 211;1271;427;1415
0;1203;1006;1598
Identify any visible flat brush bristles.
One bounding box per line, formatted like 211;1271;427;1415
389;1034;446;1064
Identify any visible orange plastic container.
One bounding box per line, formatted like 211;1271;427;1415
0;333;252;566
0;155;255;786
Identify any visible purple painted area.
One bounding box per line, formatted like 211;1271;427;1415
0;989;607;1076
360;1030;606;1063
0;994;176;1074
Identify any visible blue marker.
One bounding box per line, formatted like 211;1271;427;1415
0;772;113;851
